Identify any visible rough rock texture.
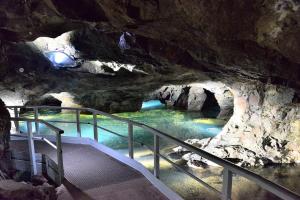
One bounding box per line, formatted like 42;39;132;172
187;85;207;111
1;0;300;90
175;82;300;166
191;82;235;119
150;85;190;108
0;29;207;113
150;82;234;119
0;179;57;200
0;99;13;179
0;99;10;153
25;95;62;107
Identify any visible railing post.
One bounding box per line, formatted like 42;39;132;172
56;133;64;185
27;121;37;176
76;110;81;137
128;123;134;159
93;112;98;142
222;168;233;200
14;107;20;134
154;135;160;179
34;107;39;134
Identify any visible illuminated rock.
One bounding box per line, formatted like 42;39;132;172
177;82;300;166
44;51;76;68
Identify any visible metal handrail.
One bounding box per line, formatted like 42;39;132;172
6;105;300;200
10;117;64;134
9;116;64;185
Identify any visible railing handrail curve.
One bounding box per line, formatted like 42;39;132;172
6;105;300;200
10;117;64;134
8;115;64;185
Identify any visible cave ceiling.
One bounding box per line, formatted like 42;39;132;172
0;0;300;91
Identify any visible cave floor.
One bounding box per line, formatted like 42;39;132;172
10;140;168;200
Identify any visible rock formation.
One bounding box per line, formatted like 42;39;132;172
0;99;10;153
149;81;234;119
174;82;300;166
0;0;299;165
0;179;57;200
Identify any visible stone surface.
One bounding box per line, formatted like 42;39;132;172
150;82;234;119
187;86;207;111
0;99;10;154
0;179;57;200
174;82;300;166
25;95;62;107
1;0;300;90
0;29;208;113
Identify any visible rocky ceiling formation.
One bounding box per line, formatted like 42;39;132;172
0;0;300;90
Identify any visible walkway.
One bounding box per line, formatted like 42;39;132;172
10;140;169;200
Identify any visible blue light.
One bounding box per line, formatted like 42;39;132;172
44;51;76;68
141;100;165;110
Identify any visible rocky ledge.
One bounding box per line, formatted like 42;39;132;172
174;81;300;167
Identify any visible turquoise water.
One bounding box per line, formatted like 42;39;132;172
19;108;225;150
141;100;165;110
17;108;300;200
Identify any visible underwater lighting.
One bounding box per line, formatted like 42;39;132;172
141;100;165;110
206;127;222;135
44;51;76;68
193;118;225;126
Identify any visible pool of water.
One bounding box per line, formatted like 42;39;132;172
19;108;225;150
18;108;300;200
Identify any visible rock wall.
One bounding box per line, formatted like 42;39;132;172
0;29;208;113
177;82;300;166
0;99;10;153
150;81;234;119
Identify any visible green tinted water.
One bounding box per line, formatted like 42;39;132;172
18;109;300;200
19;109;225;150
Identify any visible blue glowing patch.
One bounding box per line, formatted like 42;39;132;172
142;100;165;110
44;51;76;68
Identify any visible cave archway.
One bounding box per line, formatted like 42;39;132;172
200;89;221;118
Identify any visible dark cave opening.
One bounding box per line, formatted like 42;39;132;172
201;89;221;118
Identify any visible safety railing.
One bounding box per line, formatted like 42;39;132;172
9;116;64;185
7;105;300;200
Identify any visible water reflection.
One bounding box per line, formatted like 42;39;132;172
18;109;300;199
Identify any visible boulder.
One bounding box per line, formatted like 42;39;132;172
0;180;57;200
187;86;207;111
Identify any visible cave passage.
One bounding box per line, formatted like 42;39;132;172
201;89;221;118
141;100;165;110
44;51;77;68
